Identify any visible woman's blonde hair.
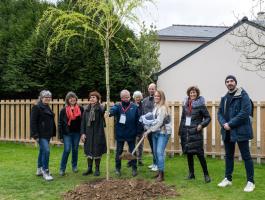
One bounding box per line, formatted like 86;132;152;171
155;90;169;113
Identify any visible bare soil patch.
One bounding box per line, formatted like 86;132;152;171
64;178;179;200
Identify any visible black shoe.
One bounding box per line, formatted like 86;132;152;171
186;173;195;180
82;168;93;176
115;169;121;177
132;169;138;177
204;175;211;183
94;170;100;176
138;160;144;166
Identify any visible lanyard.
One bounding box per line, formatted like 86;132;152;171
120;103;131;113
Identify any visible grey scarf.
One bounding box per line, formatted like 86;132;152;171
87;105;96;127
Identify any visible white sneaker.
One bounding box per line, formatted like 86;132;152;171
218;178;232;187
244;181;255;192
148;164;154;169
151;165;158;172
36;167;43;176
43;171;53;181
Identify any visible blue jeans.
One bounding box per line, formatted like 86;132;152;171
224;139;254;183
152;132;170;171
60;133;81;171
38;138;50;171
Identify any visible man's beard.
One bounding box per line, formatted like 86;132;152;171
228;85;237;93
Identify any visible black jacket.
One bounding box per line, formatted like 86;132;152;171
58;105;84;139
179;96;211;154
30;102;56;139
81;104;107;158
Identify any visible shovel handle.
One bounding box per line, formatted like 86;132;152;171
132;134;146;155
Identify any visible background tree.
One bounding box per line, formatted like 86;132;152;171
231;15;265;75
129;23;160;94
0;0;50;96
230;0;265;76
0;0;142;99
36;0;153;180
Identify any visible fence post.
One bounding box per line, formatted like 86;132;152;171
15;100;20;141
0;100;5;139
20;100;25;140
206;101;213;155
25;99;31;141
260;101;265;161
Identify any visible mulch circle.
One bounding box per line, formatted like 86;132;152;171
63;178;179;200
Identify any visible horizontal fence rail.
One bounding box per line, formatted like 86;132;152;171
0;99;265;162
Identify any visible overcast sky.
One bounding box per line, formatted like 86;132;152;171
47;0;264;30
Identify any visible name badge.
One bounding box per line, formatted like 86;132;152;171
185;117;191;126
119;114;126;124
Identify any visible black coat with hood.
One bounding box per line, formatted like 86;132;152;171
178;96;211;154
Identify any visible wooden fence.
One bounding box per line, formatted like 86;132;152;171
0;99;265;162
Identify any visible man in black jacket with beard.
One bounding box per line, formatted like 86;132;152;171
217;75;255;192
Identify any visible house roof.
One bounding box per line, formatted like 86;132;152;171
157;17;265;76
158;24;229;41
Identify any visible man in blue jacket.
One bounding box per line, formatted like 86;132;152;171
217;75;255;192
109;89;140;177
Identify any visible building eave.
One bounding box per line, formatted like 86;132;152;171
159;35;211;42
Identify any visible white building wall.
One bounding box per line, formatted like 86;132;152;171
157;24;265;101
159;40;203;69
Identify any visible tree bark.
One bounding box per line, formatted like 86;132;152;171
104;34;110;181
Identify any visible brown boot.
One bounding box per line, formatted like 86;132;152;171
156;171;164;182
153;171;159;179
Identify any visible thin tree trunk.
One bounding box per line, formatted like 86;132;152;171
104;36;110;181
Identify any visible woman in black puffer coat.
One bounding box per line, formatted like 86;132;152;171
179;86;211;183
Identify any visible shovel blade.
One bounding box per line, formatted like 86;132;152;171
119;152;137;160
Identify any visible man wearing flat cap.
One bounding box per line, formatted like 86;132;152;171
217;75;255;192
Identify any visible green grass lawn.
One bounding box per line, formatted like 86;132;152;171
0;142;264;200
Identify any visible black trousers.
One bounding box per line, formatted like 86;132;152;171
115;140;137;170
224;138;254;183
147;132;157;164
187;152;209;175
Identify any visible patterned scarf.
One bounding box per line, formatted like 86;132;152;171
87;104;97;127
66;105;81;126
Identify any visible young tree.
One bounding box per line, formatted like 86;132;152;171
36;0;153;180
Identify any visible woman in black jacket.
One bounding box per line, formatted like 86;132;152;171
179;86;211;183
30;90;56;181
81;91;106;176
58;92;83;176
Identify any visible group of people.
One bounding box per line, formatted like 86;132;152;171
30;75;255;192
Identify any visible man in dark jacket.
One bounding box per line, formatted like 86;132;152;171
109;89;140;177
217;75;255;192
142;83;157;171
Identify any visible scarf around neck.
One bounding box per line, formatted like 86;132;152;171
184;96;205;115
87;104;99;127
66;105;81;126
